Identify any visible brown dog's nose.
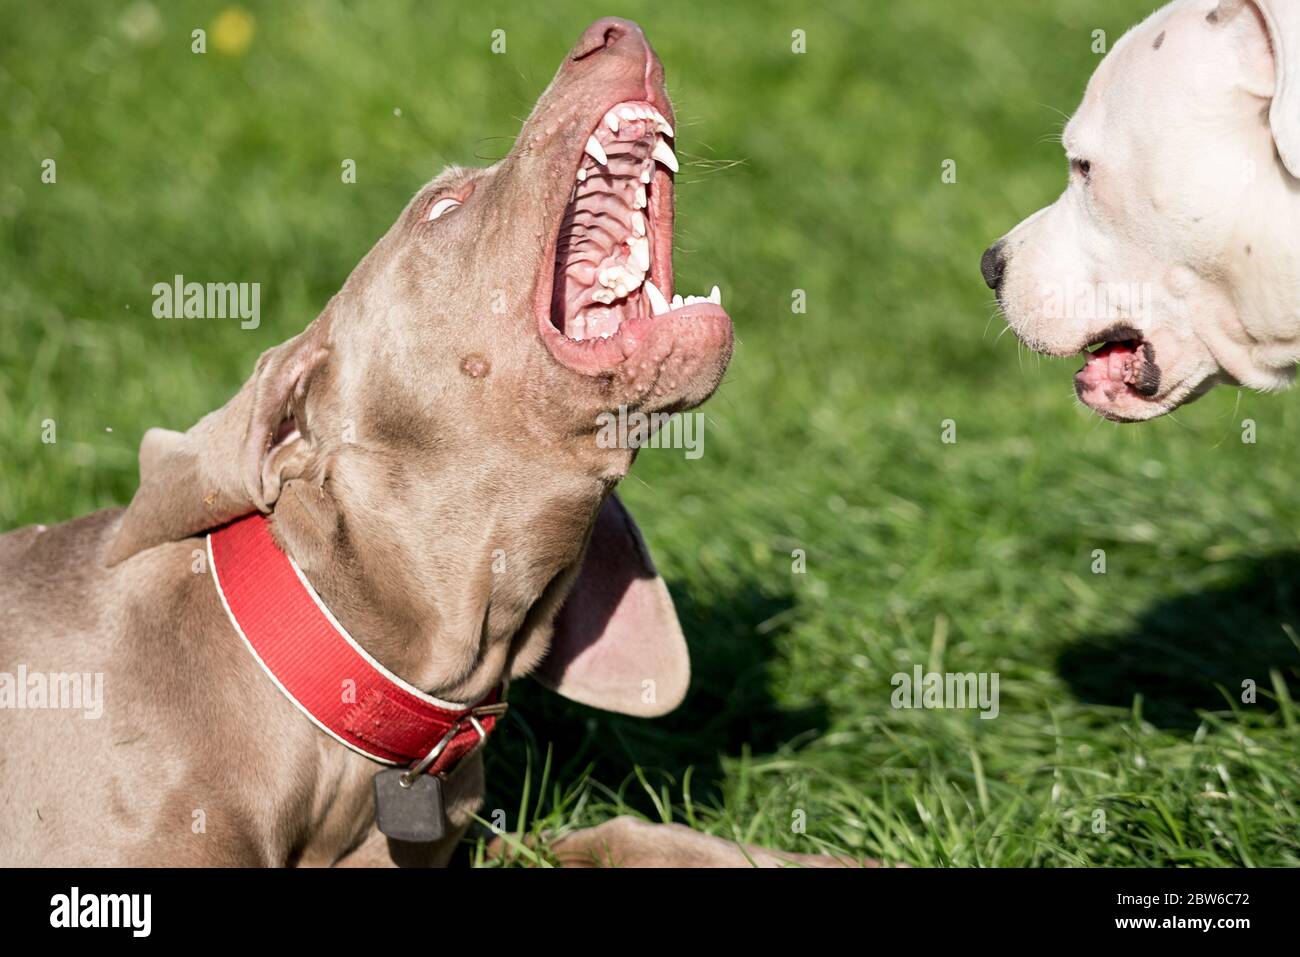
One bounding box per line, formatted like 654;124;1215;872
981;241;1007;291
571;17;650;63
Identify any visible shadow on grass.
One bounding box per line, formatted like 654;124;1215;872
481;581;828;821
1059;553;1300;729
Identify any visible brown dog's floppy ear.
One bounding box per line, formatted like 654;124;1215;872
106;324;329;565
535;493;690;717
1217;0;1300;176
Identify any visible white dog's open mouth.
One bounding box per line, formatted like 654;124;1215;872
538;99;731;375
1071;323;1175;416
1075;324;1161;409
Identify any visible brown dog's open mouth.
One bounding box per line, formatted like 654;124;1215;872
538;99;731;375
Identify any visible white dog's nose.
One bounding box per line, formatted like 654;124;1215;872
981;242;1007;291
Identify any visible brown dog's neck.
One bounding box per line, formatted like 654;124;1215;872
264;474;594;704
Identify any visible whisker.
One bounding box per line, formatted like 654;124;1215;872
1036;102;1073;125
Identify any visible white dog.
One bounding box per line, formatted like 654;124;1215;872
986;0;1300;421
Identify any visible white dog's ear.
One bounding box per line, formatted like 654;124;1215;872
1215;0;1300;176
1256;1;1300;176
106;324;330;565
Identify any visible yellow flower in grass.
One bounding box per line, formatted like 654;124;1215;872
211;7;255;57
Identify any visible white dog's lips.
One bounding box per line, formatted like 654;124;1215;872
1075;335;1161;416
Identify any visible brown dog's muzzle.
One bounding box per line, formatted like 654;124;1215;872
504;19;733;412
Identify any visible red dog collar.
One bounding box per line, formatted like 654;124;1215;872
208;513;505;777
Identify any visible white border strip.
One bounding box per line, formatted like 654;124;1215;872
207;534;395;765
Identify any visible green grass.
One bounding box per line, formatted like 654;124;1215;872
3;0;1298;866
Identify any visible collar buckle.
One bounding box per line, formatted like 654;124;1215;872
399;701;510;786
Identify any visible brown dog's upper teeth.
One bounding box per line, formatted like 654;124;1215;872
554;102;670;340
550;101;718;342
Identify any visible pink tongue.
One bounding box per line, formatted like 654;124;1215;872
1078;341;1137;390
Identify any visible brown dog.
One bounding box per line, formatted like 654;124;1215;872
0;18;845;868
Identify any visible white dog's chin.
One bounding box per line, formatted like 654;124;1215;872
1074;371;1182;422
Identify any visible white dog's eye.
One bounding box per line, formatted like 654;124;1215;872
1071;158;1092;180
427;197;462;221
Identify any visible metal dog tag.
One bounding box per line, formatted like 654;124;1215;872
373;768;446;843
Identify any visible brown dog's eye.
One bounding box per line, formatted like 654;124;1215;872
422;181;476;223
1071;158;1092;179
427;197;462;221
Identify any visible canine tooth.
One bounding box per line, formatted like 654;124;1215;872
647;108;673;136
584;135;607;166
630;236;650;273
632;212;645;237
644;280;670;316
604;111;619;133
709;285;721;305
652;139;679;173
635;185;647;208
